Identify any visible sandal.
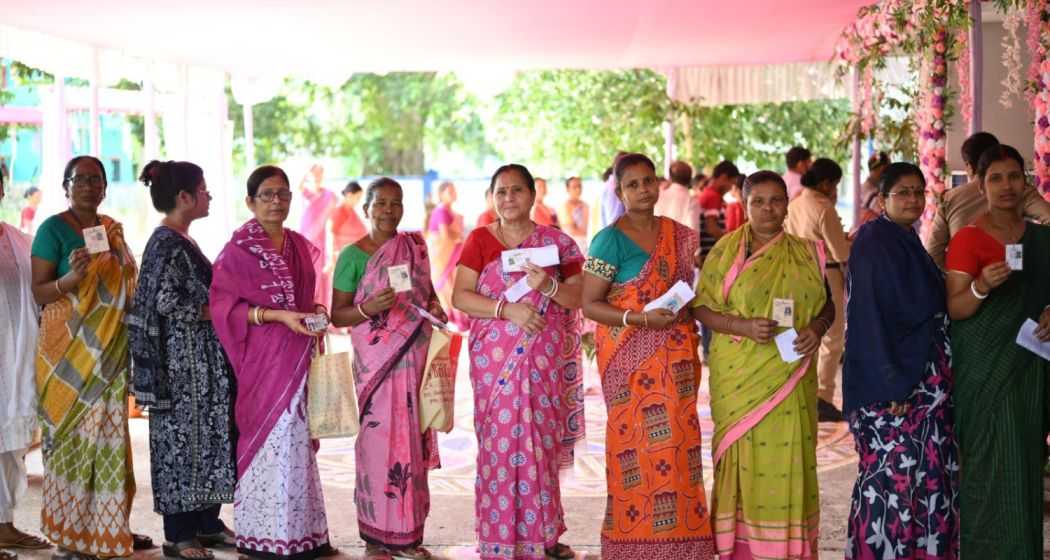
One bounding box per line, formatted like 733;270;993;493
545;542;575;559
133;533;155;550
315;544;339;557
364;544;392;560
391;546;431;560
0;533;51;550
0;550;16;560
50;549;96;560
196;529;235;548
163;541;214;560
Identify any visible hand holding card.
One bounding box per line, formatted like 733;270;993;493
387;264;412;292
1006;244;1023;271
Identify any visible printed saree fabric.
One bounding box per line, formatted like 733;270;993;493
694;225;825;559
948;223;1050;559
588;217;715;560
35;215;138;557
350;233;438;550
466;225;584;559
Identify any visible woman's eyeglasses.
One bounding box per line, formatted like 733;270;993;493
886;189;928;200
255;190;293;203
67;175;105;188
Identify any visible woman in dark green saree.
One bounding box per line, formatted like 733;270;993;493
945;144;1050;559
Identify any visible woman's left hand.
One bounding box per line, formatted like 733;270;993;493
106;222;123;240
793;325;822;356
522;262;551;292
1036;307;1050;342
427;299;449;324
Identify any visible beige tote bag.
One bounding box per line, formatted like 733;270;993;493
418;329;461;433
307;335;360;439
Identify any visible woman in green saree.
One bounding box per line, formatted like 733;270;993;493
945;144;1050;559
691;171;834;559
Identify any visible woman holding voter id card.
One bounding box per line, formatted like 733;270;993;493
451;163;585;560
331;177;445;560
30;155;141;558
691;170;834;559
843;162;959;560
210;165;335;560
945;144;1050;559
581;153;715;559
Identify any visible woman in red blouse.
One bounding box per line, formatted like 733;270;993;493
944;144;1050;558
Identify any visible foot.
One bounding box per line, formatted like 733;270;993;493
132;533;155;550
391;546;431;560
364;544;392;560
545;542;575;559
817;398;844;422
163;541;214;560
196;528;235;548
0;525;51;550
0;550;16;560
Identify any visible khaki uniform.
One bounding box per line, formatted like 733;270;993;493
924;180;1050;268
784;188;851;403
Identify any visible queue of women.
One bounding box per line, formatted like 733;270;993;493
0;144;1047;560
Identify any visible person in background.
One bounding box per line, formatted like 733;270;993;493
926;131;1050;268
558;176;589;253
697;161;739;357
692;171;831;559
31;155;145;558
784;158;850;422
427;181;464;327
860;151;889;206
783;146;813;200
531;177;560;228
210;165;334;560
844;162;959;559
129;160;237;560
476;189;498;228
723;174;746;232
691;172;708;190
331;178;445;560
452;163;584;560
599;152;629;228
945;145;1050;559
19;187;40;234
298;164;337;309
654;160;700;231
329;180;367;259
0;171;50;560
582;153;714;559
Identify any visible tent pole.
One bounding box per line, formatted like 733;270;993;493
244;103;255;169
851;67;863;228
968;0;983;135
664;67;677;174
89;48;101;158
144;65;159;161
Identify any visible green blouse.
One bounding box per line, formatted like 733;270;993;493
333;244;372;293
584;225;651;284
31;214;85;277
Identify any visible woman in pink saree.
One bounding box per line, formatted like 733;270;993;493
299;164;337;310
331;178;448;560
210;165;334;560
452;164;585;560
428;181;465;328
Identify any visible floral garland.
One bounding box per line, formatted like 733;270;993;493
1026;1;1050;194
1001;6;1025;108
957;29;973;128
919;28;952;231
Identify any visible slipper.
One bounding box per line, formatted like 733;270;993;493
390;546;431;560
0;533;51;550
133;533;155;550
315;544;339;557
196;529;235;548
544;543;575;560
163;541;214;560
0;550;15;560
364;544;392;560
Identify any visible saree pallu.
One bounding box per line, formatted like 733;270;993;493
593;218;714;560
351;233;438;550
210;220;330;559
951;225;1050;560
695;227;825;559
36;217;137;558
468;226;584;559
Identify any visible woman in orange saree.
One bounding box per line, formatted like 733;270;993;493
582;153;714;560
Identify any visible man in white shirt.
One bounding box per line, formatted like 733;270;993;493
783;146;813;200
654;160;700;231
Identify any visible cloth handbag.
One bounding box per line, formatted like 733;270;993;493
418;329;462;433
307;335;359;438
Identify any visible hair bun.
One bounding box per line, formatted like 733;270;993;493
139;160;163;187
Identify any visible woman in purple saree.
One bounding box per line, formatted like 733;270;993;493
331;178;448;560
210;165;334;560
452;164;585;560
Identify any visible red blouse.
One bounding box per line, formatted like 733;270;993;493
458;226;583;278
945;225;1007;277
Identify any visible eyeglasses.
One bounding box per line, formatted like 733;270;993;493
887;189;928;200
255;190;293;203
67;175;104;188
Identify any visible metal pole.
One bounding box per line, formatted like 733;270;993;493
851;68;863;228
968;0;983;135
243;103;255;169
664;67;677;173
89;49;101;157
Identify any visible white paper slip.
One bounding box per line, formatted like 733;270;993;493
1016;318;1050;361
772;298;795;328
83;225;110;254
774;328;804;363
387;264;412;292
642;280;695;313
503;276;532;303
501;245;560;272
1006;244;1023;271
412;304;450;330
